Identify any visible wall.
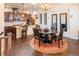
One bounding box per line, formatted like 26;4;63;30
0;3;5;55
0;3;4;35
78;4;79;36
37;3;79;40
69;9;79;39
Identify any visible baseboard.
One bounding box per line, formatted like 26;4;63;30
64;36;78;40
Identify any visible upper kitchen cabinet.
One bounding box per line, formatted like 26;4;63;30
4;8;34;24
4;12;13;22
4;8;20;22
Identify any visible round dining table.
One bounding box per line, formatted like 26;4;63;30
39;29;57;44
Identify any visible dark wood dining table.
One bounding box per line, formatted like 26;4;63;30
39;29;57;44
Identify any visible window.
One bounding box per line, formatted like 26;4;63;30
44;13;47;25
40;13;42;24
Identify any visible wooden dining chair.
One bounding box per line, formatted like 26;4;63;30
51;28;64;48
57;28;64;48
33;28;41;47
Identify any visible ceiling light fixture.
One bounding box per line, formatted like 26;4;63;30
41;3;51;11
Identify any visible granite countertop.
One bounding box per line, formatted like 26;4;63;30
4;22;26;26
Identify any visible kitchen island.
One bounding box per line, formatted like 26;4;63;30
5;22;34;39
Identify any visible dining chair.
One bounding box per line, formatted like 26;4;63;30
35;24;40;29
51;28;64;48
58;28;64;48
33;28;48;46
33;28;41;47
51;25;56;31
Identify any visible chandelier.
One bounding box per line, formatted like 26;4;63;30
18;3;31;17
19;3;26;14
40;3;51;11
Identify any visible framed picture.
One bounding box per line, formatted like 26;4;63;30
51;14;57;30
60;13;67;31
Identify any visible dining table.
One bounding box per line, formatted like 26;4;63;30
39;29;57;44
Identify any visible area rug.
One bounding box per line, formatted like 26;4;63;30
30;38;68;53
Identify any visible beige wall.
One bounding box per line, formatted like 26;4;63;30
0;3;5;55
78;4;79;32
0;3;4;34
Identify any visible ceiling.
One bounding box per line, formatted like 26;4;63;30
5;3;53;12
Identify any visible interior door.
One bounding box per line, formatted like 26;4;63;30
51;14;57;30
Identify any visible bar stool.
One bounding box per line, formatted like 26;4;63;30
21;25;28;38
